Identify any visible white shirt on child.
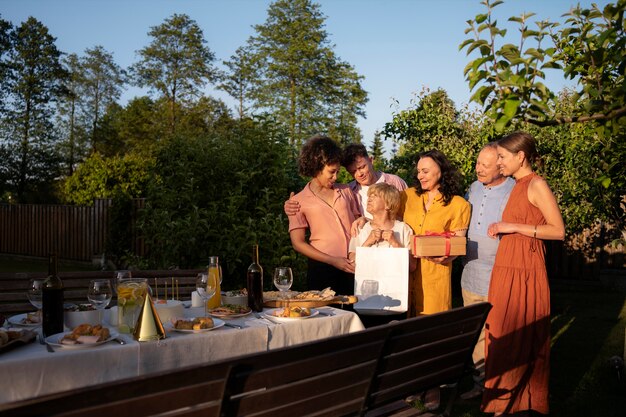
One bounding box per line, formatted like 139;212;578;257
349;220;414;253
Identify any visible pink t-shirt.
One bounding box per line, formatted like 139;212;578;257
288;183;360;258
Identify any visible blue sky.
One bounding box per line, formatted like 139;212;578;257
2;0;610;153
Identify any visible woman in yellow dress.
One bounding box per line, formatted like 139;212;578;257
402;149;470;410
403;149;470;316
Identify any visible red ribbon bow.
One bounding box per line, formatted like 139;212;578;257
424;231;456;256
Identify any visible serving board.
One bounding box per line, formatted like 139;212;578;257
263;295;357;308
0;329;37;354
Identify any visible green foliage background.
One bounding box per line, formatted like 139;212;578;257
138;117;307;289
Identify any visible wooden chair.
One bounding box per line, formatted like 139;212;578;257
0;269;202;315
221;324;391;417
364;302;492;416
0;362;231;417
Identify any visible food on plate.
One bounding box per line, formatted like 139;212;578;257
276;306;311;318
224;289;247;297
293;287;336;300
18;311;41;325
209;304;251;316
64;304;96;312
0;328;25;347
264;287;336;301
173;317;214;330
60;324;111;345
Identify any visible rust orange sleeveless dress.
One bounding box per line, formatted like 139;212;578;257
481;173;550;415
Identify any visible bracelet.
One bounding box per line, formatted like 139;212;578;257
533;225;537;239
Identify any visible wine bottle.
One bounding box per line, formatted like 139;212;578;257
206;256;222;308
246;244;264;312
42;253;64;337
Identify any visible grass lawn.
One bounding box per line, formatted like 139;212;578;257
446;280;626;417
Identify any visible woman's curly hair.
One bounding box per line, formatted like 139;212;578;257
412;149;463;206
298;135;343;177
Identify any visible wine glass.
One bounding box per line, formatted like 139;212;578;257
88;279;113;323
27;278;44;310
196;272;218;317
273;267;293;300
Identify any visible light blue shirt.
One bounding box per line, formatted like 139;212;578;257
461;177;515;296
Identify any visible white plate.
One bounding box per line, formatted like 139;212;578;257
46;330;119;350
166;317;225;333
263;308;319;322
7;313;41;328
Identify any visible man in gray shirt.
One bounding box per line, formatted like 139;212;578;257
460;143;515;400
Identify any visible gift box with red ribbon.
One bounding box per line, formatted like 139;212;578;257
412;232;467;257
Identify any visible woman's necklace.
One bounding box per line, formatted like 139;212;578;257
310;179;334;207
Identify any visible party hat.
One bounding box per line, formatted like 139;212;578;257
133;293;166;342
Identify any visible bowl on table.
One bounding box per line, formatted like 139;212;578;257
221;290;247;307
64;304;101;329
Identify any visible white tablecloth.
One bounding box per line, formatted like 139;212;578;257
0;306;364;404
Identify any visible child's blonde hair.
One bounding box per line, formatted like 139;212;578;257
367;183;401;218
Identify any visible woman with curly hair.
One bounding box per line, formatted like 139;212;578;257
402;149;471;409
403;149;470;316
288;135;361;295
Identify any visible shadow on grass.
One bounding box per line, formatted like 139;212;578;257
549;280;626;417
446;280;626;417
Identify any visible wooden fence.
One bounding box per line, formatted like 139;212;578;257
0;200;623;282
0;200;111;262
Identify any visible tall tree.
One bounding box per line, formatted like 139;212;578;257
0;16;13;116
242;0;368;146
218;45;260;119
0;17;67;202
129;13;217;135
79;46;126;153
56;53;87;176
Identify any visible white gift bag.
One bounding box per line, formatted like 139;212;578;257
354;247;409;314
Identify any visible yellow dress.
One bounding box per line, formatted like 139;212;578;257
402;188;470;316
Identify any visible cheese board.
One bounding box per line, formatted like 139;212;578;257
263;295;358;308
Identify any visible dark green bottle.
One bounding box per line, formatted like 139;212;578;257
42;253;64;337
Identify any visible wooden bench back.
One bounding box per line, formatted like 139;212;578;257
2;362;231;417
0;304;491;417
222;325;391;417
365;302;492;411
0;269;203;315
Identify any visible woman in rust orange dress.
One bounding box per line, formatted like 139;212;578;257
482;132;565;416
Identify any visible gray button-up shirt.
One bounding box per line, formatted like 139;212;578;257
461;177;515;296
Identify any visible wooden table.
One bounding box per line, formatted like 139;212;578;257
0;306;364;404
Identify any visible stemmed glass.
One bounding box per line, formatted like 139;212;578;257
196;272;218;317
273;267;293;300
27;278;44;311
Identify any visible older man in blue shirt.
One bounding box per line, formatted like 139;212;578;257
460;143;515;400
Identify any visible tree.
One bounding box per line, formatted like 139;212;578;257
0;17;67;202
461;0;625;133
370;130;387;172
62;152;153;205
129;13;218;135
460;0;625;234
218;45;260;119
239;0;368;146
56;53;88;176
79;46;126;153
0;16;12;115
